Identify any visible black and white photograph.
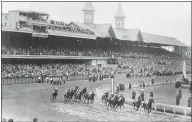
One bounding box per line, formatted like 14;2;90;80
1;1;191;121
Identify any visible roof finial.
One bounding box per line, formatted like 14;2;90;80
115;2;125;17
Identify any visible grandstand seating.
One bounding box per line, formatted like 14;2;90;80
2;44;191;79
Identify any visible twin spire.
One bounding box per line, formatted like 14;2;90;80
82;2;125;29
115;2;125;17
82;2;95;11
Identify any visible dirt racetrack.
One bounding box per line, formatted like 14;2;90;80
2;75;191;121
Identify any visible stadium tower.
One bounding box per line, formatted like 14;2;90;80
82;2;95;27
114;2;125;30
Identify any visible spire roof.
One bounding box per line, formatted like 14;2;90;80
82;2;95;11
115;2;125;17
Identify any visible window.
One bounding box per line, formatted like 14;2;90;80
118;21;121;26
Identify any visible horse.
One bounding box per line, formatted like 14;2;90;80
101;92;109;107
52;89;58;100
133;96;142;111
88;91;95;104
64;89;72;103
115;95;125;110
106;94;114;109
111;94;119;109
142;98;154;114
80;87;87;100
84;91;95;104
75;91;82;102
106;94;119;109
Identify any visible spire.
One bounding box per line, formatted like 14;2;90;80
115;2;125;17
82;2;95;11
82;2;95;26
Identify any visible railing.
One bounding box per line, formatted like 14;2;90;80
95;78;191;117
67;75;88;81
1;77;37;85
1;75;88;85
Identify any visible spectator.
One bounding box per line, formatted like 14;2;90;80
33;117;38;122
8;119;14;122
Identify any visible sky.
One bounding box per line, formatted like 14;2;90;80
2;2;191;46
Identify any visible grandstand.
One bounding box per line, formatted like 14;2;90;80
2;2;191;79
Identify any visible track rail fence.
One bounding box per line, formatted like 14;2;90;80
95;79;191;117
2;75;88;85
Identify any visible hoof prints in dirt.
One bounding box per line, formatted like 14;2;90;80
46;101;190;121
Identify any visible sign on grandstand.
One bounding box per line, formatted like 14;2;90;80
32;32;48;38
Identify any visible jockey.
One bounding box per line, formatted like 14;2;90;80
91;91;94;94
53;87;58;94
86;90;89;94
105;92;108;95
66;89;70;93
54;87;58;91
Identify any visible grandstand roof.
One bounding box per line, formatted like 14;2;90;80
93;24;117;38
114;28;141;41
70;22;115;38
142;32;187;47
9;10;49;15
82;2;95;11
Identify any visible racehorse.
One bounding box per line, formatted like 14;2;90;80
84;91;95;104
80;87;87;100
106;94;114;109
133;96;142;111
106;94;119;109
75;91;82;102
101;92;109;107
52;89;58;100
64;89;72;102
115;95;125;110
142;98;155;114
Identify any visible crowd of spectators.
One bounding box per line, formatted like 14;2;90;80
2;63;117;78
2;45;191;78
2;45;112;57
2;45;182;59
118;57;191;77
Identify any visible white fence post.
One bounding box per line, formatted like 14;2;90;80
174;107;175;116
155;104;156;113
184;109;187;117
164;107;166;115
